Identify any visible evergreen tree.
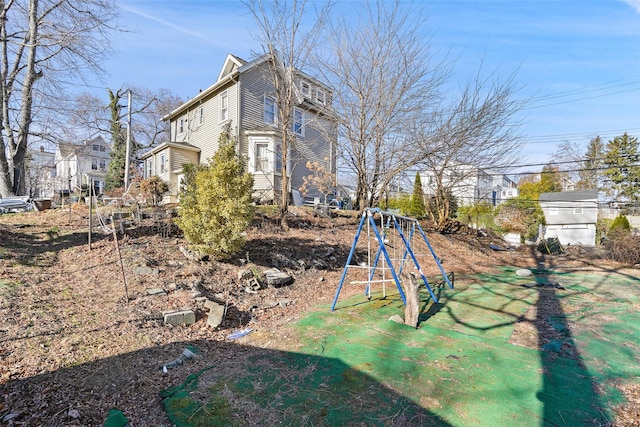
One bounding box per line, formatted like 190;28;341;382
410;173;426;218
175;122;255;260
105;89;127;191
577;136;605;190
604;133;640;201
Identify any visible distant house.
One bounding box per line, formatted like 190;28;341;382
26;145;56;198
141;53;338;204
54;136;111;195
422;163;518;207
539;190;598;246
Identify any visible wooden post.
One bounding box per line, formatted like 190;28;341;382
402;271;420;328
111;215;130;302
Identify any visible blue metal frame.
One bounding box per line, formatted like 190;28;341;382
331;208;453;311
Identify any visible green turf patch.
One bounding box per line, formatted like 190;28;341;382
162;268;638;426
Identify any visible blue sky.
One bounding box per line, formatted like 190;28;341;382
93;0;640;171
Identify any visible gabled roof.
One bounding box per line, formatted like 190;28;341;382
539;190;598;202
217;53;246;81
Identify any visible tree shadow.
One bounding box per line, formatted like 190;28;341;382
0;339;453;426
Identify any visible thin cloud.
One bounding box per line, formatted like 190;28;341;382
621;0;640;13
121;4;208;40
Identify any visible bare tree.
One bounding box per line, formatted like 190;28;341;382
244;0;334;229
0;0;120;197
417;66;527;229
320;0;448;210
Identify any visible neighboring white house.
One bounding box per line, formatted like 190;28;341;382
422;163;518;207
26;145;56;198
142;53;338;204
539;190;598;246
54;136;111;195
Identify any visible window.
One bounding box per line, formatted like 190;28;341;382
146;159;153;177
92;144;99;151
179;118;185;134
549;207;558;216
160;153;166;174
255;143;270;172
91;159;98;170
574;207;583;214
293;108;304;136
199;106;204;125
220;91;228;122
264;96;276;125
315;89;326;105
100;145;106;152
99;160;106;171
300;81;311;97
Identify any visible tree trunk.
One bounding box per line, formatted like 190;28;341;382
402;271;420;328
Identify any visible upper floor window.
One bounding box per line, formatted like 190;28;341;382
91;159;98;170
574;207;583;214
549;207;558;216
293;108;304;136
264;96;277;125
300;81;311;97
199;106;204;125
99;160;106;171
315;89;326;105
179;118;185;134
100;145;106;152
220;91;228;122
92;144;99;151
146;158;153;177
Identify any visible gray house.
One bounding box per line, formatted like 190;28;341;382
142;53;337;204
539;190;598;246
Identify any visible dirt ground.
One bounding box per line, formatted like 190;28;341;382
0;205;637;425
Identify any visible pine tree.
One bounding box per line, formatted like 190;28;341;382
410;173;426;219
604;133;640;201
175;122;255;260
105;89;127;191
577;136;605;190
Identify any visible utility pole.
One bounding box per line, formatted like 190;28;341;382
124;89;132;191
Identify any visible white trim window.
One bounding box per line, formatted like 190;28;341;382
300;80;311;97
220;91;228;122
264;96;277;125
146;158;153;178
254;142;270;172
91;159;98;170
293;108;304;136
574;207;583;214
198;106;205;125
549;207;559;216
99;160;106;171
160;153;166;174
179;118;185;134
315;89;326;105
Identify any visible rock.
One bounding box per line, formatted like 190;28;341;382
264;268;294;287
238;269;253;280
515;268;533;277
388;315;404;324
204;300;225;328
179;246;209;262
133;266;159;276
163;309;196;327
146;287;166;296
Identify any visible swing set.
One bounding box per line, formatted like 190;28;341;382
331;208;453;311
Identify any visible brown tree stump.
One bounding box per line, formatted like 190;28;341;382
402;271;420;328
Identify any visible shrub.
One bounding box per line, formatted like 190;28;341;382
175;123;255;260
610;214;631;233
495;197;545;241
140;176;169;206
604;231;640;265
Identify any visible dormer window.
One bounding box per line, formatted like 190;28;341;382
301;81;311;97
315;89;326;105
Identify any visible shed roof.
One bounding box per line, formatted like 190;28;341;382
539;190;598;202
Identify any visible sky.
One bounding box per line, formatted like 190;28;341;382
88;0;640;174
